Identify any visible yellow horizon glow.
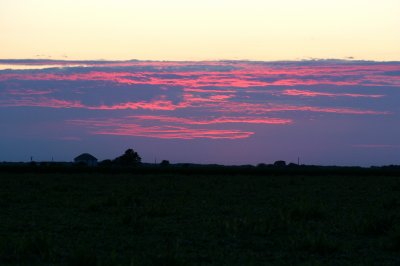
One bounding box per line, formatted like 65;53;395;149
1;0;399;61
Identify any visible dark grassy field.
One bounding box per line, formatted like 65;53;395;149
1;172;400;265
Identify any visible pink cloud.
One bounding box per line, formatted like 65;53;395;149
130;115;292;125
89;99;187;111
0;97;187;111
216;102;390;115
0;98;85;109
0;61;393;124
0;95;389;116
68;119;253;139
180;93;235;105
183;88;237;93
2;62;399;88
95;126;253;139
282;89;384;98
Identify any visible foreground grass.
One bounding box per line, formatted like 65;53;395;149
1;173;400;265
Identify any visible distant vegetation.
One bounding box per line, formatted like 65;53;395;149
1;160;400;177
2;148;399;176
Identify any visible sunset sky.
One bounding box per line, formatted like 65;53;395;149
1;1;399;165
1;0;400;61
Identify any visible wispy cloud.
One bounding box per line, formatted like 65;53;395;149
68;118;253;139
0;96;387;115
0;59;397;143
130;115;292;125
282;89;384;98
1;60;400;87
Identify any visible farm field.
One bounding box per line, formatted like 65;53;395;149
1;172;400;265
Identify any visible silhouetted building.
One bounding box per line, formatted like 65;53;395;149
74;153;98;166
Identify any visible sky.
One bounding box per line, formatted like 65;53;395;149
0;1;399;166
1;0;400;61
1;59;399;166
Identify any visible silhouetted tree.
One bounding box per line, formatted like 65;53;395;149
273;160;286;167
113;149;141;166
160;160;170;166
